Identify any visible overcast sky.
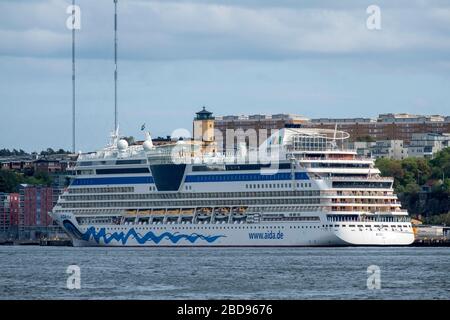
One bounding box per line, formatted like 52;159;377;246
1;0;449;152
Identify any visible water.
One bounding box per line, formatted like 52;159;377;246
0;246;448;300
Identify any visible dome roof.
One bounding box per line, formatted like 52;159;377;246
117;139;128;150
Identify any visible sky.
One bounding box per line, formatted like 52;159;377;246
0;0;449;153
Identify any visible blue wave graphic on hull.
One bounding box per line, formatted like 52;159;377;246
82;227;226;245
63;221;225;245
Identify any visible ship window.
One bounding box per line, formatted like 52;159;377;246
116;159;147;165
96;167;150;174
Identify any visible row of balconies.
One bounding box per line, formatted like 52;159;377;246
322;191;393;197
330;206;401;212
330;199;400;205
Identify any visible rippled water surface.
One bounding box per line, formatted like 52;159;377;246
0;246;449;299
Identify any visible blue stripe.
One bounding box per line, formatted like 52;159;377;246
71;176;154;186
185;172;309;183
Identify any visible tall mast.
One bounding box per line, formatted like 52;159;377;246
114;0;118;133
72;0;76;153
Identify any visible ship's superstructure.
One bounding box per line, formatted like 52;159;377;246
51;116;414;246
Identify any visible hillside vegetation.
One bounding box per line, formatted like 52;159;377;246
375;147;450;225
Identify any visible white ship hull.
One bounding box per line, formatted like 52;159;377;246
52;212;415;247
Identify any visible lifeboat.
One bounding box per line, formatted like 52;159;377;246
181;208;195;215
198;207;212;215
167;209;180;215
152;209;165;215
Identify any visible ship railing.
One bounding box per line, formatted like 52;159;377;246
321;190;394;196
323;176;393;181
296;156;373;161
326;209;408;215
77;147;147;161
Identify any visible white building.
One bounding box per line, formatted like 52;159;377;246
371;140;408;160
349;141;376;158
407;133;450;158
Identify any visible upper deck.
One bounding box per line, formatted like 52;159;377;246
74;127;369;168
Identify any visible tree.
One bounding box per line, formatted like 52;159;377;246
426;212;450;225
356;135;376;142
40;148;55;156
56;148;70;154
0;148;30;156
404;182;420;194
0;169;53;193
375;158;404;179
122;136;135;145
430;147;450;178
33;171;52;186
0;170;22;193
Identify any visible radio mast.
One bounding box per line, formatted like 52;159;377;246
71;0;76;153
114;0;118;133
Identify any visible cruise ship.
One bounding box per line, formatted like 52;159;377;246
50;111;414;247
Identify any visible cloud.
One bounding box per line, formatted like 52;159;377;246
0;0;449;62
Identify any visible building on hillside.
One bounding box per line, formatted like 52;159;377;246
407;133;450;158
305;113;449;144
348;141;376;158
0;192;19;237
214;113;309;150
33;159;63;174
370;140;408;160
212;112;449;148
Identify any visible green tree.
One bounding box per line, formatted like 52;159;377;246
426;212;450;225
0;170;23;193
122;136;135;145
375;158;404;189
430;147;450;179
356;135;376;142
404;182;420;194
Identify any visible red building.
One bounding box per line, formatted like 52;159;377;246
33;159;63;174
0;193;19;233
20;185;54;227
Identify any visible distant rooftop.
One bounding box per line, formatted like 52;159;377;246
215;113;310;122
311;113;448;124
212;112;448;124
378;113;446;123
